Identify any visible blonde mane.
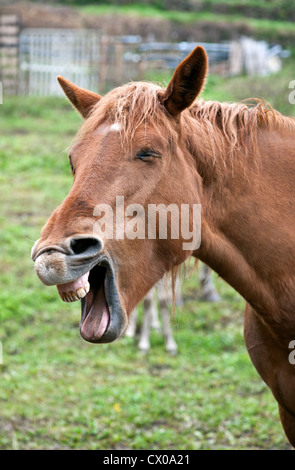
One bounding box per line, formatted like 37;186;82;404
187;98;295;159
76;81;295;159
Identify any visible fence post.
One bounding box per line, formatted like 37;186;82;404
99;35;108;93
115;40;124;85
0;14;20;95
229;40;243;76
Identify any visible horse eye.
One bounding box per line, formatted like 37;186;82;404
69;155;75;175
137;149;161;161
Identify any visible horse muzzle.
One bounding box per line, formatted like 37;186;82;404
31;235;127;344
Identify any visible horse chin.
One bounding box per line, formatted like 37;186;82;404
79;259;127;344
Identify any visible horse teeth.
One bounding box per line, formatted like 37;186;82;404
59;283;90;303
62;293;70;302
68;291;78;302
61;291;77;302
76;287;87;299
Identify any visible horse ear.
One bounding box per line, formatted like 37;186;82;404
160;46;208;117
57;76;102;119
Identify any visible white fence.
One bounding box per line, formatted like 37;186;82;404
18;30;235;95
19;29;101;95
11;26;291;96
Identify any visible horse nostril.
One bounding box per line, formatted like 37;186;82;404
70;237;102;256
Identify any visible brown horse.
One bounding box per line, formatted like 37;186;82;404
31;46;295;446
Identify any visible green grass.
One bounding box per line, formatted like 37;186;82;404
77;3;295;36
0;66;294;449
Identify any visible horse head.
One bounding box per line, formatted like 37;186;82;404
31;46;207;344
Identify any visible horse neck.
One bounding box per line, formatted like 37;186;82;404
188;119;294;321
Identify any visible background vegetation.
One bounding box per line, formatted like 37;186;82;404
30;0;295;22
1;0;295;450
4;1;295;44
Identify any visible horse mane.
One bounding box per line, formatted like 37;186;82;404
76;81;295;160
186;98;295;160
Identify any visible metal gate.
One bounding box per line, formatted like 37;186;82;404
19;28;101;96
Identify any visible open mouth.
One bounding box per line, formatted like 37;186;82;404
56;258;126;343
80;265;110;343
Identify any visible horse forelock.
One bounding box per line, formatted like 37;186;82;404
75;81;178;147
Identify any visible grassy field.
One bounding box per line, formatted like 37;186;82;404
77;3;295;42
79;2;295;30
0;63;294;449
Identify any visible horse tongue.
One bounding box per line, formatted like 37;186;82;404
80;283;110;342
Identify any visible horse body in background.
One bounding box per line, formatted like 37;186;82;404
31;46;295;446
126;264;219;353
126;280;180;355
